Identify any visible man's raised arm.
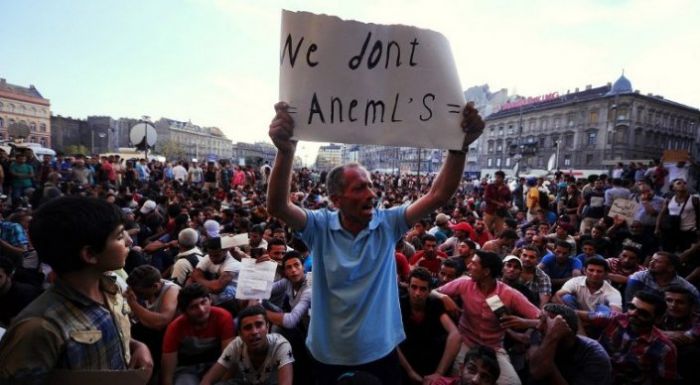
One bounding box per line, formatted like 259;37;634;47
405;102;484;225
267;102;307;230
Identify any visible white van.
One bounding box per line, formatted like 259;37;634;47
0;141;56;161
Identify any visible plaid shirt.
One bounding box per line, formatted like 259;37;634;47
590;312;677;384
520;267;552;296
0;276;131;383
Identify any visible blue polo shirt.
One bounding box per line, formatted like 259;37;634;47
301;206;409;365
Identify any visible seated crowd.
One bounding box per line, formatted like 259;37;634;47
0;153;698;385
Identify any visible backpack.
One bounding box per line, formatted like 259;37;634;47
539;189;550;211
182;252;203;282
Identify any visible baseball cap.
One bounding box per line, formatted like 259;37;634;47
503;255;523;268
450;222;473;233
139;200;157;214
435;213;451;225
204;219;221;238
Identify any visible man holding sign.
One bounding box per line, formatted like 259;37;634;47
267;100;483;385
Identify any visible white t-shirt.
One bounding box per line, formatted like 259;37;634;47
172;165;188;182
217;333;294;385
196;252;241;284
559;276;622;311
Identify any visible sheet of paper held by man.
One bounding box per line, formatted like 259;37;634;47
279;10;466;150
235;258;278;300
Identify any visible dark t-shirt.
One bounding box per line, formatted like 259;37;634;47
399;295;447;375
529;333;612;385
584;189;606;219
0;281;42;327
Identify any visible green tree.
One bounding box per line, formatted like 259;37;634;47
64;144;89;156
159;139;186;161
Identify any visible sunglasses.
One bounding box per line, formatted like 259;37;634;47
627;302;653;319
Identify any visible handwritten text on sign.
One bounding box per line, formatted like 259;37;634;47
279;11;465;149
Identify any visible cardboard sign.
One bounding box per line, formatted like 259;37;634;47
662;149;689;163
607;198;639;226
279;10;466;149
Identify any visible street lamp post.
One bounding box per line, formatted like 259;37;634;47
555;140;561;171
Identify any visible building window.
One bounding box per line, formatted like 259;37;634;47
496;141;503;152
30;122;36;132
589;111;598;124
487;158;493;167
617;107;628;121
505;158;511;167
539;136;546;148
586;154;593;165
0;117;3;128
587;131;597;146
565;133;574;148
537;156;544;167
40;137;47;146
40;123;46;132
498;126;504;136
564;155;571;167
487;141;494;153
553;118;560;129
496;158;502;168
614;127;627;144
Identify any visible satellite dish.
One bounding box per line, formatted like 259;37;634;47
547;153;557;172
130;123;157;149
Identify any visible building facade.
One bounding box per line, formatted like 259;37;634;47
154;118;233;161
480;75;700;175
231;141;277;166
315;143;343;171
0;78;51;147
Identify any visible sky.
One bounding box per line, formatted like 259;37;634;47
1;0;698;161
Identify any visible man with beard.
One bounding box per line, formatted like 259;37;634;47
582;291;678;385
201;306;294;385
625;251;699;306
605;246;647;292
470;219;492;248
519;245;552;309
161;284;235;385
411;234;448;277
659;286;700;385
448;240;476;276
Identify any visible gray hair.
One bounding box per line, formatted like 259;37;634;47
178;228;199;247
327;163;368;197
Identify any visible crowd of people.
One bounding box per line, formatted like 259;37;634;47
0;102;698;385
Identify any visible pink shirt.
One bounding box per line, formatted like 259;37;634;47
439;277;540;349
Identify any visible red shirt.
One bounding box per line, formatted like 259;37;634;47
409;250;449;265
483;183;512;215
395;252;410;282
416;256;446;276
471;229;493;247
162;306;235;365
